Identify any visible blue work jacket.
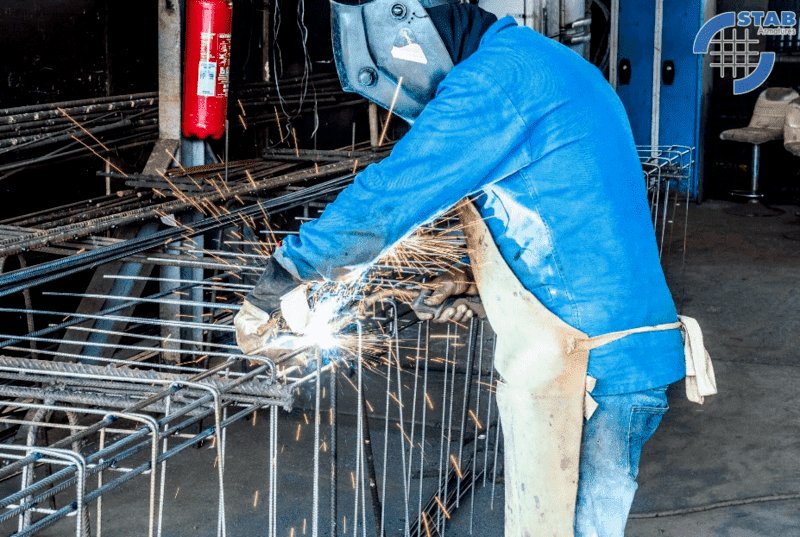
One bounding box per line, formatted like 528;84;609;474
274;17;686;395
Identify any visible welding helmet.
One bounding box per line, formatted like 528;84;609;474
330;0;459;123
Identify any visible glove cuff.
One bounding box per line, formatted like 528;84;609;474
246;256;302;314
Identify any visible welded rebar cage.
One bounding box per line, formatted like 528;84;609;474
638;145;694;258
0;174;505;537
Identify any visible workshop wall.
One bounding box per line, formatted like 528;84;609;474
0;1;158;108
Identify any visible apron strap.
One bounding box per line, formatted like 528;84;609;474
577;317;717;406
575;321;682;352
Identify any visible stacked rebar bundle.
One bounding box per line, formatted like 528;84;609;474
230;72;366;133
0;72;365;177
0;93;159;176
0;148;388;263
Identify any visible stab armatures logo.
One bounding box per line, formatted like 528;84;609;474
694;11;797;95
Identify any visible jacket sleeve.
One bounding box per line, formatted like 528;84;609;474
274;67;530;281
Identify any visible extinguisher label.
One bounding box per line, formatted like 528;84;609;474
195;32;231;98
197;61;217;97
218;34;231;97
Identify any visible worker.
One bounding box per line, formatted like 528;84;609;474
235;1;716;535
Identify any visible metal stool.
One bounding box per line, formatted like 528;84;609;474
720;88;798;216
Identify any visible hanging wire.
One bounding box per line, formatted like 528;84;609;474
271;0;288;141
272;0;319;143
296;0;320;141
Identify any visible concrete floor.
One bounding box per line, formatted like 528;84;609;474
3;199;800;536
626;200;800;537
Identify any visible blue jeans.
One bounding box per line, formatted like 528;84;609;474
574;386;669;537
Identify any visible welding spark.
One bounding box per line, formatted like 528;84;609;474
450;454;464;479
397;423;413;447
433;495;451;519
468;409;483;430
421;511;433;537
274;107;285;142
379;76;403;147
388;392;404;408
376;219;467;279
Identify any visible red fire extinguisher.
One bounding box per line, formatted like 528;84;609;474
182;0;233;140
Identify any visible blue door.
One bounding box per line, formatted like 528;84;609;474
616;0;657;146
616;0;711;197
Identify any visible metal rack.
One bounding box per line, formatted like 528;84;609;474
0;356;291;537
638;145;694;260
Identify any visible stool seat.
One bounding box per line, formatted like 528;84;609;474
785;142;800;157
785;98;800;157
720;127;783;145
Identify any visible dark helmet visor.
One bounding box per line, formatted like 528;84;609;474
330;0;457;123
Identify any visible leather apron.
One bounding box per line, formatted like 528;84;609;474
456;201;683;537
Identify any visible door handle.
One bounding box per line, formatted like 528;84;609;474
619;59;632;85
663;60;675;85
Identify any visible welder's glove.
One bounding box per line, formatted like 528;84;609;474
413;267;485;323
234;256;302;356
246;256;302;315
234;299;280;356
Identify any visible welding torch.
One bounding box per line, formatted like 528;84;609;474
264;283;482;349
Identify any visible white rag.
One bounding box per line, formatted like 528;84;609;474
678;315;718;404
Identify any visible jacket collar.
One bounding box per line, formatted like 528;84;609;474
480;16;519;47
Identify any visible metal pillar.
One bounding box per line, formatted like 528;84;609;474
155;0;185;361
650;0;664;152
609;0;619;89
177;139;207;355
158;0;183;142
479;0;544;32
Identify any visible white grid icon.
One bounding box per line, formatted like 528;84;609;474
708;28;760;79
